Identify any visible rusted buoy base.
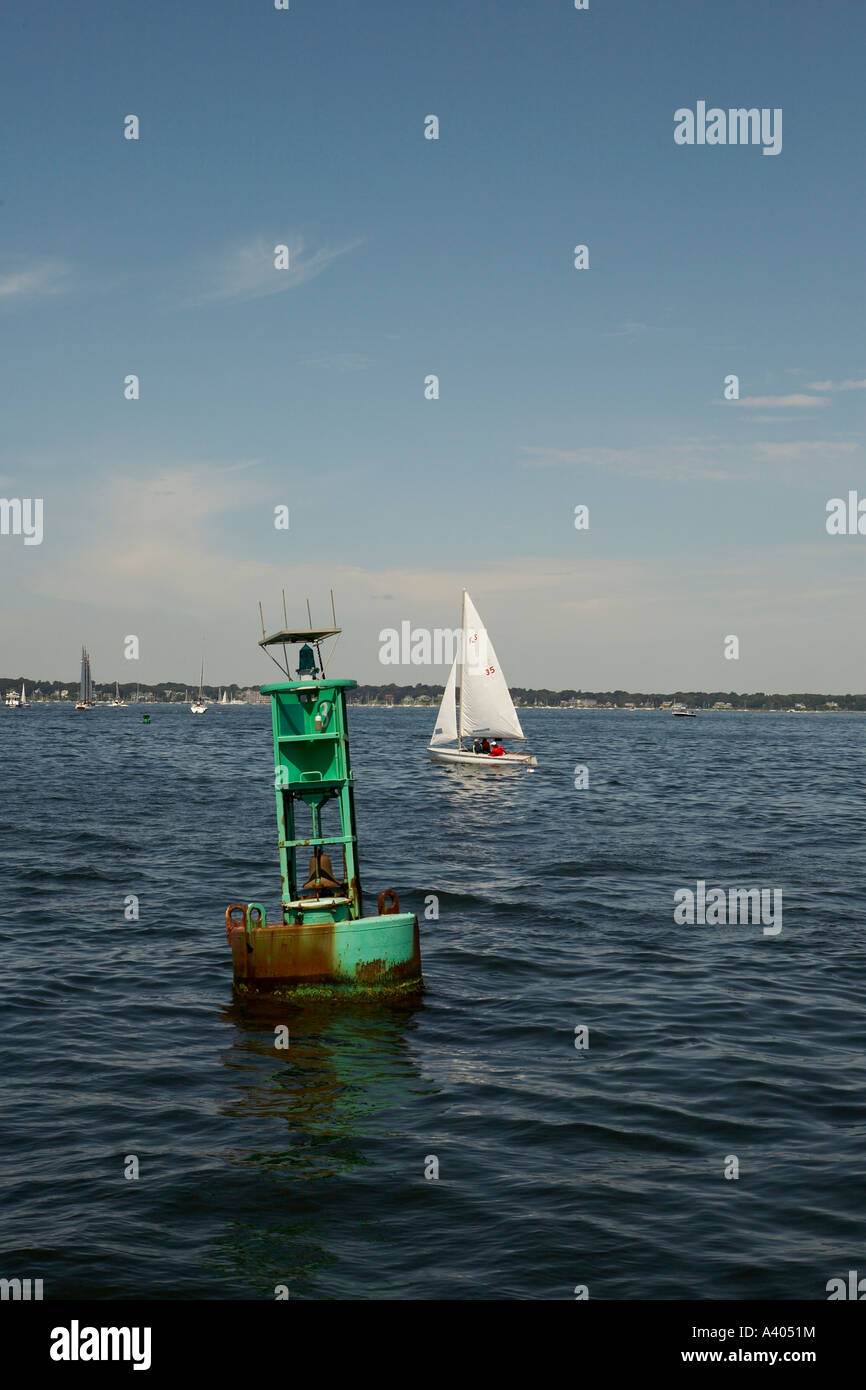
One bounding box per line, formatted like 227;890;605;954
227;911;423;999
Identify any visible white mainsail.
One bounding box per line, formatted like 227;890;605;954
430;655;458;746
459;593;525;741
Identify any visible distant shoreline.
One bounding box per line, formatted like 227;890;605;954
3;678;865;714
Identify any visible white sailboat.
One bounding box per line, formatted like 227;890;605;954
428;591;537;769
75;647;94;710
19;682;27;707
221;689;228;705
109;680;125;707
190;660;207;714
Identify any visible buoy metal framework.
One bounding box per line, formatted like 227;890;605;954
226;616;423;998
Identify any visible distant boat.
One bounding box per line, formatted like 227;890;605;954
190;659;207;714
6;686;21;709
109;680;125;707
428;590;537;769
672;705;697;718
221;689;228;705
75;647;94;710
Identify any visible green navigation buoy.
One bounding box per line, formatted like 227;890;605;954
225;605;422;999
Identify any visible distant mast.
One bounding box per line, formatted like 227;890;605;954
76;647;94;710
190;657;207;714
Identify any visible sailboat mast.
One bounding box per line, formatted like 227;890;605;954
458;589;466;749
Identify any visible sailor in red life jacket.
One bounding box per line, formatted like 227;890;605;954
489;741;505;757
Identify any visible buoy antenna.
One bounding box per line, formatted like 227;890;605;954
324;589;341;673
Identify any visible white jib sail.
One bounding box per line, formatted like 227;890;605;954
430;654;458;746
460;593;525;741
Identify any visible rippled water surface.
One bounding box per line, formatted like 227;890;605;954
1;704;864;1299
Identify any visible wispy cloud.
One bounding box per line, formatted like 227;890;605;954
807;378;866;392
521;440;743;483
188;235;362;307
29;461;272;614
0;260;70;301
521;433;860;481
751;440;859;462
733;394;830;408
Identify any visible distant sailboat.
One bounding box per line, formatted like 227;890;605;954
428;591;537;769
221;689;228;705
75;647;94;710
20;682;27;707
109;680;125;707
190;659;207;714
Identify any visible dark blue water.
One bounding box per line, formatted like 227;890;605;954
1;704;864;1299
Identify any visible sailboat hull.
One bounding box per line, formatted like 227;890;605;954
428;746;537;769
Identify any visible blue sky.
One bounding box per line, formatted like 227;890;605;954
1;0;863;690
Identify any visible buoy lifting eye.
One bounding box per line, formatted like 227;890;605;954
225;903;247;942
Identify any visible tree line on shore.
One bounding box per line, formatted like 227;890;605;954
348;685;864;711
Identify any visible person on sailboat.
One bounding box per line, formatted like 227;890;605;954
490;741;505;757
472;738;483;754
481;738;491;754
